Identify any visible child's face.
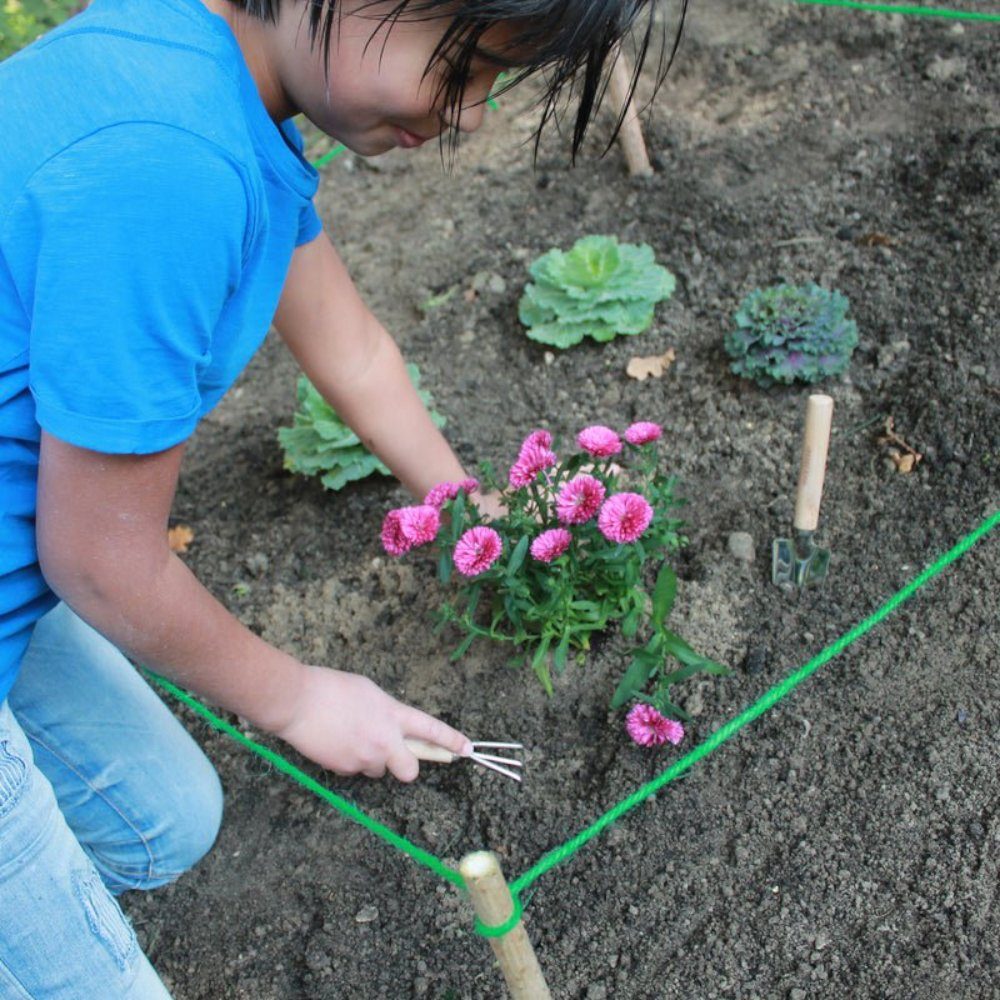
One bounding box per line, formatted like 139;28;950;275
269;1;515;155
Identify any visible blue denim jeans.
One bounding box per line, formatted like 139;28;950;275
0;603;224;998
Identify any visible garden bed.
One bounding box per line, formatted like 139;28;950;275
129;2;998;996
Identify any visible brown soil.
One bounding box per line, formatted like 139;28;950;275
128;2;999;997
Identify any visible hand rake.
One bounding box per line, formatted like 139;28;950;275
405;738;524;782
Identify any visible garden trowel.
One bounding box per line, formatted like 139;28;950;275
772;394;834;588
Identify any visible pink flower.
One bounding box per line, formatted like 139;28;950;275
398;505;441;546
508;442;557;489
556;475;606;525
530;528;572;563
381;510;412;557
598;492;653;543
577;425;622;458
626;704;685;747
624;421;662;446
423;478;479;509
521;429;553;452
453;526;503;577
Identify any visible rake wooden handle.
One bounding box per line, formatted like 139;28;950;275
793;394;834;532
404;737;456;764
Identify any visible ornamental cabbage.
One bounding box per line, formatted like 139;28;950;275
518;235;676;348
725;283;859;387
278;365;445;491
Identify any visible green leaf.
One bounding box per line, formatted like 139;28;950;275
437;548;452;585
553;631;571;674
506;535;530;580
449;632;476;661
661;631;730;675
611;651;658;710
650;564;677;629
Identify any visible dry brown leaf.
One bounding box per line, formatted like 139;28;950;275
878;417;922;474
626;347;676;381
857;232;896;247
167;525;195;553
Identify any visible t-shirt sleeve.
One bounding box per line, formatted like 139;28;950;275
4;123;251;454
280;118;324;247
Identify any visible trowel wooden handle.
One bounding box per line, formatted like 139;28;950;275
405;737;456;764
793;394;834;532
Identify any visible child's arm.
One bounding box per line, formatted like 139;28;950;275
35;432;471;779
274;233;487;505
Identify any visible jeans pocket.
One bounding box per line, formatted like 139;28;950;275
72;868;139;972
0;738;28;821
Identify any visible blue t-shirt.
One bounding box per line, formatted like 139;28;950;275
0;0;322;700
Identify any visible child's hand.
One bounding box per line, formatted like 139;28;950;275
471;488;506;522
274;665;472;781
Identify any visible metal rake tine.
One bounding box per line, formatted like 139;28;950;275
470;751;524;768
471;741;524;750
470;752;523;782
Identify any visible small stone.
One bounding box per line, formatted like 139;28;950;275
956;708;969;725
791;989;807;1000
544;351;556;366
244;552;269;577
486;273;507;295
727;531;756;563
743;646;769;676
925;56;966;81
684;688;705;717
969;365;986;378
354;905;379;924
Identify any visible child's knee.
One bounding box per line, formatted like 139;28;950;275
98;755;224;894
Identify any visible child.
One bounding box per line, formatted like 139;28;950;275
0;0;677;993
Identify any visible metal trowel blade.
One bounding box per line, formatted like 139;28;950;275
772;530;830;588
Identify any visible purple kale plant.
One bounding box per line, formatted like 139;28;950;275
725;283;859;387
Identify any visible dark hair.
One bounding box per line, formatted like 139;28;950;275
229;0;687;159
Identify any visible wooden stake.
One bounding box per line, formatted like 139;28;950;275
459;851;552;999
608;50;653;178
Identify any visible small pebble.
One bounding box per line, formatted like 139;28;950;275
354;905;379;924
728;531;756;564
744;646;769;676
956;708;969;725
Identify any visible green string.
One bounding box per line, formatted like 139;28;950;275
474;894;524;938
787;0;1000;20
311;144;347;169
148;509;997;935
509;508;999;895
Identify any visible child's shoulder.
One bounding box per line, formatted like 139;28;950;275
1;0;252;200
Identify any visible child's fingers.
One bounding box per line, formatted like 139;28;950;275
401;708;473;758
386;742;420;783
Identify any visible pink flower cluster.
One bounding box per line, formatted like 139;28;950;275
423;477;479;509
508;429;557;489
576;421;663;456
530;527;572;563
625;703;684;747
556;475;605;525
597;492;653;544
453;526;503;577
381;505;441;557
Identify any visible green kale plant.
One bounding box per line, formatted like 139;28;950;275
725;283;859;387
518;235;676;348
278;365;445;491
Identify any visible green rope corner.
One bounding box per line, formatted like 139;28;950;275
148;508;998;936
